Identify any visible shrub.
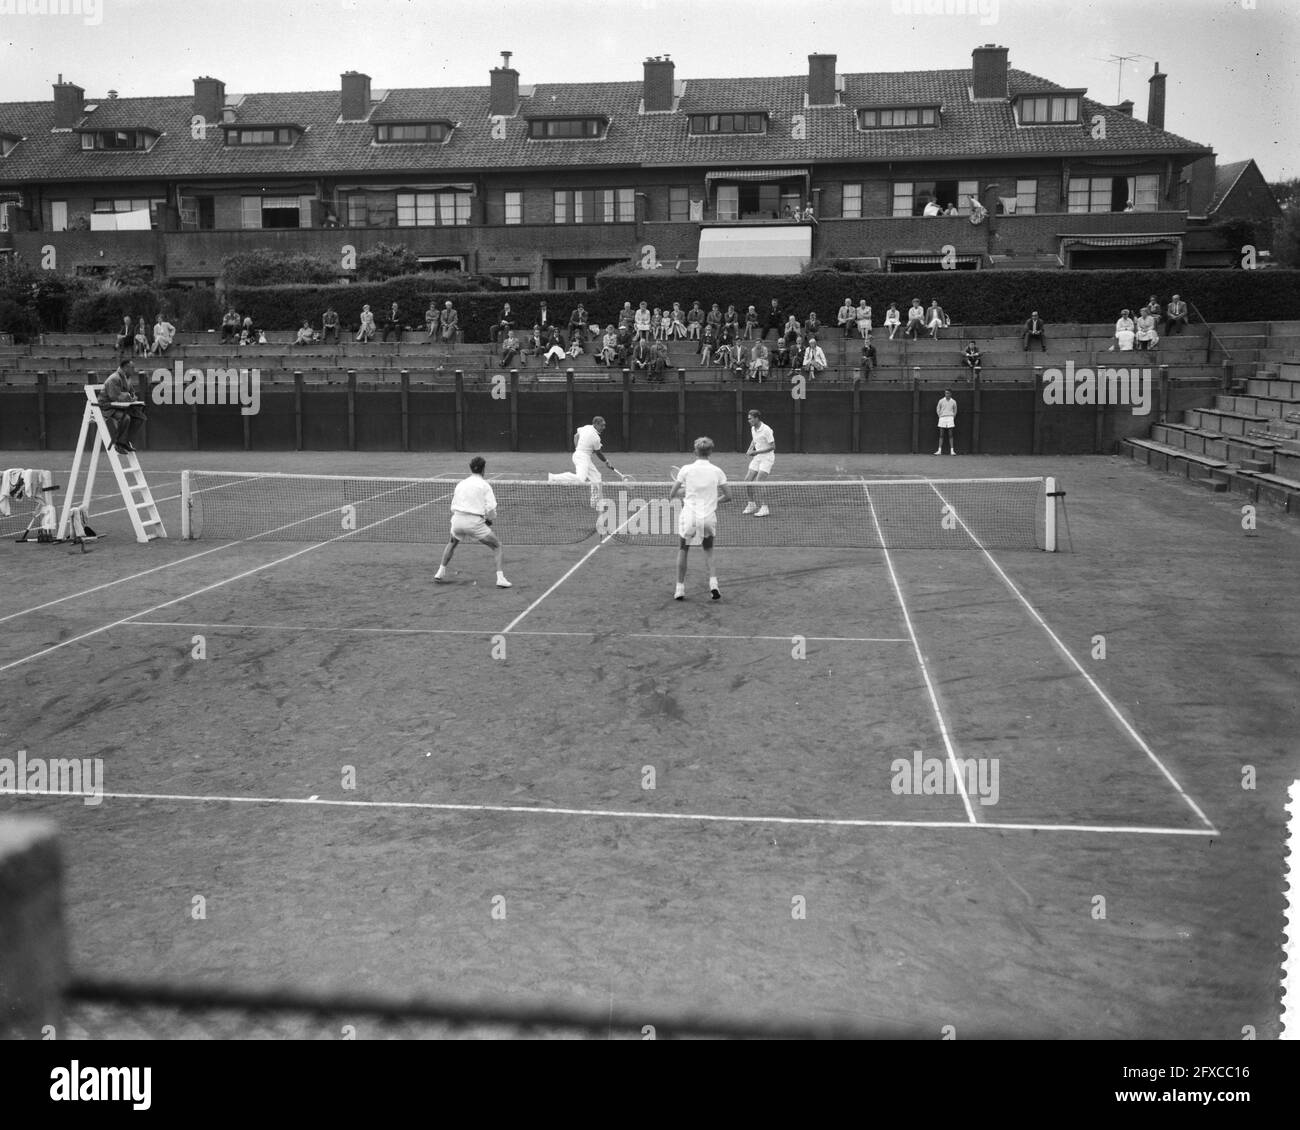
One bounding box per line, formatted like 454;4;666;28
0;297;41;343
221;249;341;287
356;242;421;281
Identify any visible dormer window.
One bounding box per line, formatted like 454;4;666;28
688;113;767;135
1015;94;1081;124
79;129;155;151
224;126;299;146
0;133;19;157
375;122;452;144
527;117;606;139
858;106;939;129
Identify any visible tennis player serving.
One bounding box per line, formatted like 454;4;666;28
435;455;511;588
742;408;774;516
669;436;731;601
548;415;625;506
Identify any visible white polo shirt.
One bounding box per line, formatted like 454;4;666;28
677;459;728;518
450;475;497;518
575;424;603;457
750;421;775;454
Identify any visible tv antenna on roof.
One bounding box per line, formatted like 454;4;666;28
1098;54;1150;104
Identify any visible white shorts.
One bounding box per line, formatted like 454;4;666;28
678;505;717;542
573;452;602;482
748;452;775;475
450;511;493;542
938;416;955;429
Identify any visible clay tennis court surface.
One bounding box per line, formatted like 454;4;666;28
1;450;1295;1037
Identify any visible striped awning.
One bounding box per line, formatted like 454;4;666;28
1059;234;1180;248
704;168;807;184
697;225;812;274
888;253;981;267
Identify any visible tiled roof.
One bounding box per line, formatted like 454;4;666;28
1208;159;1252;214
0;63;1212;185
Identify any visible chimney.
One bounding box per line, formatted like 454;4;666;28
340;71;372;122
1115;100;1134;117
1147;62;1166;131
971;44;1009;100
490;51;519;117
643;55;675;112
807;53;837;107
193;76;225;124
52;76;85;129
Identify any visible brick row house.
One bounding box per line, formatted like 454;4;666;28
0;45;1269;288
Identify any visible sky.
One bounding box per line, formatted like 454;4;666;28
1;0;1297;179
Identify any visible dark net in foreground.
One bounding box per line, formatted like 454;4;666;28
182;473;1052;550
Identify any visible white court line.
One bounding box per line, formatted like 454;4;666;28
120;620;911;644
927;481;1219;834
0;476;400;629
862;482;977;824
0;787;1218;836
0;489;452;676
498;497;645;635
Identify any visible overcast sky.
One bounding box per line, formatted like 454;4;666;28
2;0;1296;179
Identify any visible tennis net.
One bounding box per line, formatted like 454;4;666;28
181;472;1057;550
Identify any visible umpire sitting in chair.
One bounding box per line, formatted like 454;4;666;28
99;357;147;455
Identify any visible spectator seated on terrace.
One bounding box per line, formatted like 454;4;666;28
567;305;589;347
771;338;790;370
1145;295;1164;333
521;325;546;362
380;303;403;342
856;300;872;340
150;313;176;356
882;303;901;340
220;309;241;345
803;311;823;340
543;328;568;369
1166;295;1188;335
926;300;949;340
500;330;524;367
439;302;459;346
424;303;440;340
686;302;705;340
634;302;652;340
1110;327;1137;352
598;326;619;367
356;305;376;343
801;336;828;380
649;339;669;381
492;303;513;345
631;338;653;372
860;337;878;380
698;322;718;364
1134;308;1159;351
294;322;319;346
115;315;133;352
669;303;687;340
904;300;926;340
132;320;150;356
321;307;340;344
962;341;981;381
1021;311;1046;352
748;341;770;383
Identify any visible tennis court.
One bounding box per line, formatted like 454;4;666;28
1;449;1294;1037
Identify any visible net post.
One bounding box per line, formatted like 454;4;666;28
180;470;191;540
1044;476;1057;552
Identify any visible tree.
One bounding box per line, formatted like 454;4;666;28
1273;209;1300;268
355;242;420;281
1270;177;1300;212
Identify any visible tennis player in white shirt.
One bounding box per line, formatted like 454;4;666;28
548;415;622;506
435;456;511;587
742;409;774;516
669;436;731;601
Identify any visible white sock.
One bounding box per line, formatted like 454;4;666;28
435;565;446;578
709;576;719;589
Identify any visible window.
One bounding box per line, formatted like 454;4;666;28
0;136;18;157
1018;95;1080;124
1068;174;1159;213
93;197;166;227
375;122;450;144
892;180;978;217
858;107;938;129
1015;179;1038;215
669;186;690;222
346;194;367;227
842;183;863;219
395;192;470;227
241;195;308;229
716;185;739;221
504;191;522;225
80;130;151;150
552;188;634;224
495;275;530;290
50;200;68;232
687;113;767;135
225;127;296;146
528;118;603;139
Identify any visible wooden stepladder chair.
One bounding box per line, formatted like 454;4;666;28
57;385;166;545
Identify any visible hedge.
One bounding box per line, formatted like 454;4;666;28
224;269;1300;341
67;285;223;333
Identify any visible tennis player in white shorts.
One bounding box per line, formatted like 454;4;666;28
670;436;731;601
742;408;775;516
435;455;511;587
547;415;621;506
935;389;957;455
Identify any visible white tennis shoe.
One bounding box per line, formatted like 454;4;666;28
674;583;686;601
755;505;770;516
496;575;512;588
742;501;756;514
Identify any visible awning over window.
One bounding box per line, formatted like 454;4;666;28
90;208;152;231
1060;234;1179;248
697;225;812;274
336;183;476;194
887;253;981;267
704;168;807;185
